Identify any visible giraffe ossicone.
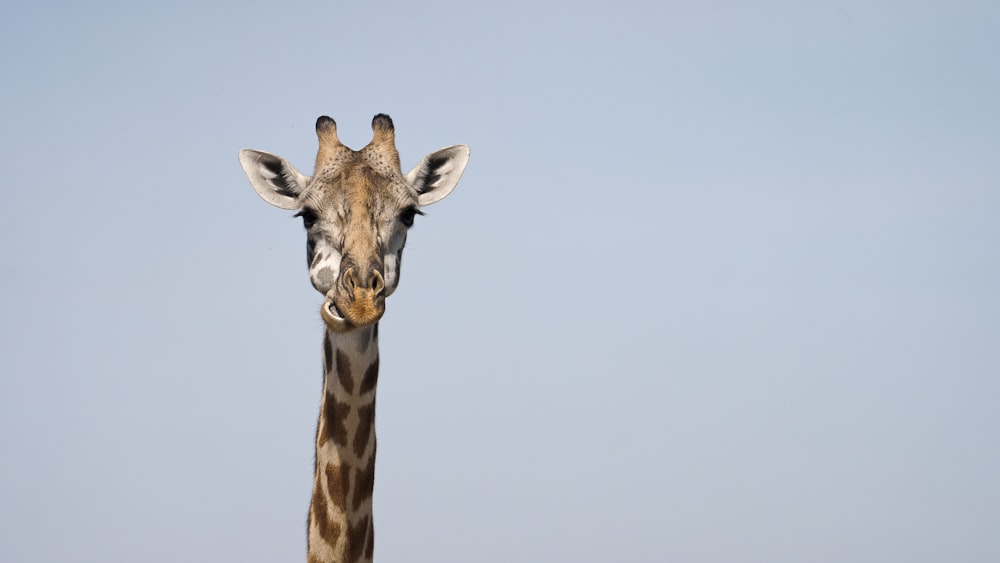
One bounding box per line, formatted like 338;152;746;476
239;114;469;563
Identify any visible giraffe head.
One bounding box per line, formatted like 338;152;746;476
239;114;469;332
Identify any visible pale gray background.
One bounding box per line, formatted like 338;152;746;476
1;1;998;562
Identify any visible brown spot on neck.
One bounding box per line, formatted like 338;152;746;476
352;454;376;512
347;515;370;562
359;357;379;394
323;393;350;447
336;349;354;394
323;334;334;372
353;403;375;458
325;462;351;513
364;519;375;560
310;478;342;548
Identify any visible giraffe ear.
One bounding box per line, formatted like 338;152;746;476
405;145;470;206
239;149;311;210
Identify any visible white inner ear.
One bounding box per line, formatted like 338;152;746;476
239;149;311;210
406;144;470;207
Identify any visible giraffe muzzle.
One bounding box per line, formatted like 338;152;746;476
320;266;386;332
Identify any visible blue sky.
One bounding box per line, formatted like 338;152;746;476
2;1;998;562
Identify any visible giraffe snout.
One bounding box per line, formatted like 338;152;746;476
323;258;386;331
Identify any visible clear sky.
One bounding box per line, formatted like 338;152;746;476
1;1;998;561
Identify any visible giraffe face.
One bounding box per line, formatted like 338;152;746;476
297;162;415;330
240;114;470;333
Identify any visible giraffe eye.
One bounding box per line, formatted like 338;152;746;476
399;207;422;228
295;209;318;230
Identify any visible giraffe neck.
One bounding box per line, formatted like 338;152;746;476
308;324;379;563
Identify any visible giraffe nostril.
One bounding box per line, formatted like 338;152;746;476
372;270;385;297
342;267;357;292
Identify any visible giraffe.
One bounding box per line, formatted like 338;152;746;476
238;114;469;563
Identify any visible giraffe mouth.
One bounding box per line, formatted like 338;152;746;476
321;298;351;332
325;299;345;320
321;293;384;332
